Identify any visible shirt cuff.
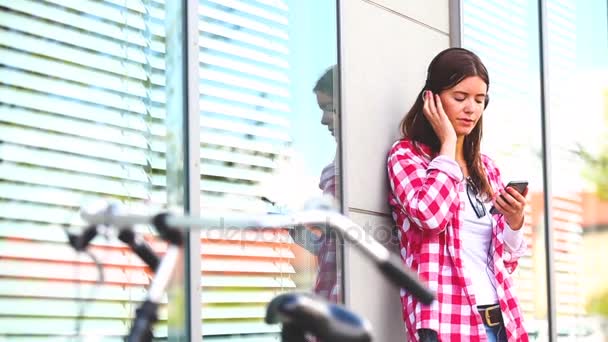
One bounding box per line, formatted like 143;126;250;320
428;155;464;182
504;224;524;251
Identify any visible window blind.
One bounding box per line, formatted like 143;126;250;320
197;0;299;340
0;0;173;339
0;0;306;340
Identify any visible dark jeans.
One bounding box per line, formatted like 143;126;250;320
484;322;508;342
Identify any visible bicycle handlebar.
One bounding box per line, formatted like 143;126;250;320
76;200;434;341
80;201;434;304
265;292;372;342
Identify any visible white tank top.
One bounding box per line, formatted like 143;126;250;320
460;191;499;305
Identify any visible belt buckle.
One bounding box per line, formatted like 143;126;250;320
484;305;500;327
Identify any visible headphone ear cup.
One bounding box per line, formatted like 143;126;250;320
484;94;490;109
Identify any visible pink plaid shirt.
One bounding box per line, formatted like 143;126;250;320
387;139;528;342
314;161;339;303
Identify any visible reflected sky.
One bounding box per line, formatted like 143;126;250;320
288;0;338;177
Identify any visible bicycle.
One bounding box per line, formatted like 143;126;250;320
68;199;434;341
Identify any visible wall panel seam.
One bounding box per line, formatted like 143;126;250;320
348;208;392;217
361;0;449;35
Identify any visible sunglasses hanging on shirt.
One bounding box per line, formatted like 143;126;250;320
466;177;487;219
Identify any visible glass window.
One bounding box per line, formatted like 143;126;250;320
461;0;548;338
196;0;340;339
546;0;608;339
0;1;186;340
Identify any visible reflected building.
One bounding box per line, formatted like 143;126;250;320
0;0;175;339
462;0;586;324
198;0;293;213
462;0;540;320
0;0;335;339
545;0;585;319
197;0;296;338
197;0;338;339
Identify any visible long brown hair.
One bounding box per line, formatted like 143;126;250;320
400;48;492;198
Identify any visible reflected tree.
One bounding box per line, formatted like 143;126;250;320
573;144;608;200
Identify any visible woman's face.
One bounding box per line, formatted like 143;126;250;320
439;75;488;137
315;91;336;137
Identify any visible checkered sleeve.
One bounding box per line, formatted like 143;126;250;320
388;141;463;233
501;222;528;273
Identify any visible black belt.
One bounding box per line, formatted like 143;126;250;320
478;304;502;327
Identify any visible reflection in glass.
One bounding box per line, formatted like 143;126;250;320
462;0;547;338
0;1;185;340
196;0;339;339
546;0;608;339
302;65;340;301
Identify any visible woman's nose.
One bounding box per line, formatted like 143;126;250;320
321;111;333;125
463;99;476;113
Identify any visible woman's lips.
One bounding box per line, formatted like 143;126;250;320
457;118;475;125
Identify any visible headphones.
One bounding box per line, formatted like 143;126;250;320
423;48;490;109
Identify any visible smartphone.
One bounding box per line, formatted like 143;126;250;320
489;181;529;214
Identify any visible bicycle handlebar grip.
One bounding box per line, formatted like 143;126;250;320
379;254;435;305
266;292;372;342
67;225;98;251
127;300;158;342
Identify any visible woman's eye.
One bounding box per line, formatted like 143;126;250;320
475;100;484;104
455;97;465;102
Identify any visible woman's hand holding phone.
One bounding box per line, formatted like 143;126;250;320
422;91;457;157
491;181;529;230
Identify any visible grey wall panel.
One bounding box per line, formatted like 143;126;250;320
339;0;451;340
340;0;450;215
343;211;406;342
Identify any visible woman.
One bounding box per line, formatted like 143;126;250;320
314;65;339;195
288;66;340;303
312;65;340;303
387;48;529;341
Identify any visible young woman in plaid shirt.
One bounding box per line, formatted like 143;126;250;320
387;48;529;342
